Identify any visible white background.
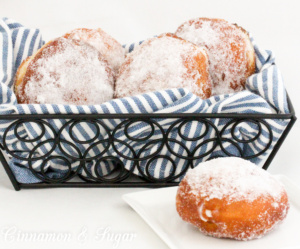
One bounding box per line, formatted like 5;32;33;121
0;0;299;248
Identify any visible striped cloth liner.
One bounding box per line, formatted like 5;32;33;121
0;18;290;183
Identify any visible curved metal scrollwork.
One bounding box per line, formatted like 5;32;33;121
0;116;274;185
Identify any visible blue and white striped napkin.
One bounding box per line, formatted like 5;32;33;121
0;18;290;183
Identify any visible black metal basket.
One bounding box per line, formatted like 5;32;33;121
0;95;296;191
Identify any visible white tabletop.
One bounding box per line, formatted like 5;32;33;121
0;0;299;248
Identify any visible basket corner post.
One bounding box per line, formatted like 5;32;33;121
262;114;297;170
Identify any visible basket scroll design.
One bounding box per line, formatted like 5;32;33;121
0;117;274;185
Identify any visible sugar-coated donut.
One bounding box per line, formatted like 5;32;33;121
63;28;125;74
114;33;212;99
175;18;256;95
176;157;289;241
14;37;114;105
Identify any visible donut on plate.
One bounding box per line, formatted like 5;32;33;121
63;28;125;74
14;37;114;105
176;157;289;241
175;18;256;95
114;33;212;99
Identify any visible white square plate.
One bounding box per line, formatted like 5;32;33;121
123;175;300;249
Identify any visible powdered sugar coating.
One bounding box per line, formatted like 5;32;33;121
64;28;125;74
176;157;289;241
115;34;211;99
176;18;256;95
186;157;285;203
17;38;114;105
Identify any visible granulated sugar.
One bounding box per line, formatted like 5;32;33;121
64;28;125;74
22;38;114;105
186;157;285;203
176;18;254;95
115;34;211;99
